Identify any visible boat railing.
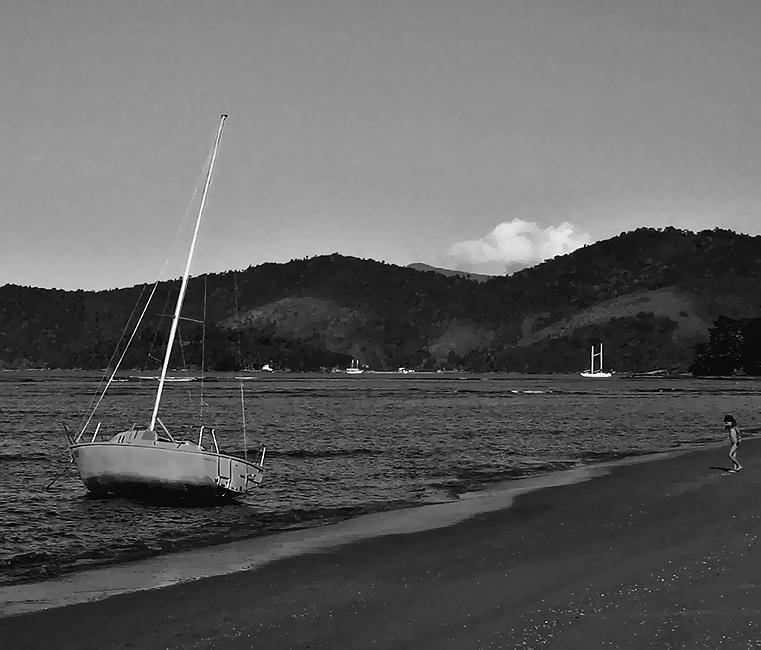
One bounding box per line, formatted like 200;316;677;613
244;445;267;486
74;422;97;444
198;426;220;453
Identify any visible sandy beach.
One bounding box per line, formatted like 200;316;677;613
3;440;761;649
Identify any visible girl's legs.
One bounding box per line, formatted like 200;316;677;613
729;443;742;471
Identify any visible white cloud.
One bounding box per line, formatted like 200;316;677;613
445;219;592;275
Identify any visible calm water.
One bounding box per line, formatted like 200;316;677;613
1;372;759;586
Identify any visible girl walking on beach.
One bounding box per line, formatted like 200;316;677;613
725;414;742;472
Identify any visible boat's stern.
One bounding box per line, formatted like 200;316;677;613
216;446;266;495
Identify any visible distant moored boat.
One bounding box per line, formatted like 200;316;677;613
580;343;614;378
345;358;364;374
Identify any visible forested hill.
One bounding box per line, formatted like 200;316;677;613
1;227;760;374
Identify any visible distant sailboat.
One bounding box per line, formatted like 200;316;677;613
345;359;364;374
68;116;266;502
580;344;613;378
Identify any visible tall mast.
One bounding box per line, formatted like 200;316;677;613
600;343;604;372
590;346;594;373
149;115;227;431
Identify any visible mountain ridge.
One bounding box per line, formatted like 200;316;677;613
406;263;497;283
1;227;760;373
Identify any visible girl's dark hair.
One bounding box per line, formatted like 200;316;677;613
724;414;737;426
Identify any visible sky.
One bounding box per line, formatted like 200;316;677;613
1;0;760;290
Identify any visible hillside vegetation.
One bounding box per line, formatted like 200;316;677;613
1;227;760;374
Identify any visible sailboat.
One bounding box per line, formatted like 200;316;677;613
345;358;364;374
580;343;613;378
67;115;266;502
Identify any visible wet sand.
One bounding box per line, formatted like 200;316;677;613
2;440;760;649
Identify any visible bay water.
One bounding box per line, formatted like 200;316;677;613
1;371;758;587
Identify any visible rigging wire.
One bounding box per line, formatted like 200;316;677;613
240;382;248;462
77;144;214;437
78;281;160;438
77;282;151;432
134;284;174;417
200;273;208;420
233;270;248;458
233;270;243;369
176;323;196;414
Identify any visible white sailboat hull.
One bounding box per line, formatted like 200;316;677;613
579;371;613;378
71;438;263;501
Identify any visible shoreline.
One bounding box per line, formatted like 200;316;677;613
2;438;759;648
0;464;605;618
0;441;722;619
